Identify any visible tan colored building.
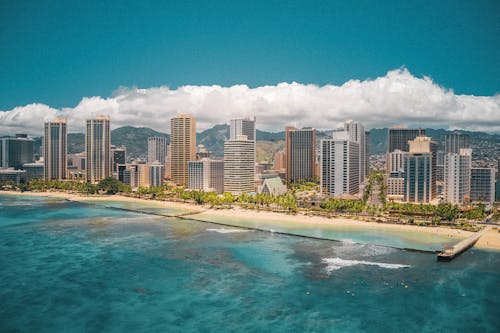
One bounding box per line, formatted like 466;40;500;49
273;151;285;171
86;115;111;183
44;118;67;181
170;114;196;186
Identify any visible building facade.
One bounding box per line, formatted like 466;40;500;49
0;134;34;170
223;136;255;195
285;127;316;183
230;117;256;141
445;132;470;154
344;120;368;182
188;159;224;193
320;132;360;196
147;137;167;165
111;146;126;172
470;168;495;203
23;162;44;181
149;161;165;187
444;149;471;204
86;115;111;183
387;127;425;154
170;114;196;186
403;153;433;203
44;119;67;180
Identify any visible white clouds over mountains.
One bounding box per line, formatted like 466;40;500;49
1;68;499;135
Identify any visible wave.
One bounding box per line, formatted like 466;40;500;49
206;228;254;234
322;257;410;273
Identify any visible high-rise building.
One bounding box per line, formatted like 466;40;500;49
148;137;167;164
409;135;437;198
0;134;34;170
170;114;196;186
111;146;126;172
149;161;165;187
230;117;256;141
387;127;425;153
388;149;406;175
365;130;370;177
320;131;360;196
285;126;316;183
224;136;255;195
44;119;67;180
444;149;471;204
403;136;434;203
386;149;407;200
86;115;111;183
344;120;367;182
470;168;495;203
123;164;139;188
188;158;224;194
445;132;470;154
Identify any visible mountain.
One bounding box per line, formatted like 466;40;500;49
196;124;229;158
110;126;169;157
29;126;500;164
368;128;500;154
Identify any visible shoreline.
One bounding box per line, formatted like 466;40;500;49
2;190;499;250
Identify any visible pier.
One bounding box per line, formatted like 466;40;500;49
437;226;493;262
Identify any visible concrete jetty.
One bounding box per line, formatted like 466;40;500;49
437;226;492;262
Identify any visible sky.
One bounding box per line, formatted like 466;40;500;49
0;0;499;134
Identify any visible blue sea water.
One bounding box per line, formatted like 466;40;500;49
1;194;499;332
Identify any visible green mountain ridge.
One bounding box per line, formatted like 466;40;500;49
29;126;500;161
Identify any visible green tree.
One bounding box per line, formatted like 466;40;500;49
98;177;123;194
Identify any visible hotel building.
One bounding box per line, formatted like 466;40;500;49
188;158;224;194
224;135;255;195
444;149;472;204
170;114;196;186
86;115;111;183
285;126;316;183
320;131;360;196
44;119;67;180
470;167;495;203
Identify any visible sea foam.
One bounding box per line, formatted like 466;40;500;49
322;257;410;273
206;228;254;234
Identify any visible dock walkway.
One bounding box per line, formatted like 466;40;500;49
437;226;492;261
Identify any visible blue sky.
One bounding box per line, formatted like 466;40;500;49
1;0;498;111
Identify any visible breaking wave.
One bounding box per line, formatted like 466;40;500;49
207;228;254;234
322;257;411;273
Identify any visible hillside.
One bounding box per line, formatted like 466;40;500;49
28;125;500;164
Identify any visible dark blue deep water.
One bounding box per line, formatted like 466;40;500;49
1;194;499;332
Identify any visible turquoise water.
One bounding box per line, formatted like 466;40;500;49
1;194;499;332
193;213;462;252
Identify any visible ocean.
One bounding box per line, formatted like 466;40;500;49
1;194;499;332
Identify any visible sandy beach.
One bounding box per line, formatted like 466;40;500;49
2;190;500;250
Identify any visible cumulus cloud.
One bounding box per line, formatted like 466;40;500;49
1;68;499;135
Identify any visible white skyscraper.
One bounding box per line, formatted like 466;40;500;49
224;135;255;195
320;131;360;196
444;148;471;204
344;120;368;182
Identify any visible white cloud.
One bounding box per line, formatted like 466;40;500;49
1;68;499;135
